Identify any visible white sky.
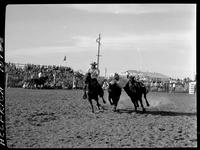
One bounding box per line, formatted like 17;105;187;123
5;4;196;79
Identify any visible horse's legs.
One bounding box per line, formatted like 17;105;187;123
143;93;150;107
139;97;146;112
99;87;106;104
88;98;94;113
30;82;34;89
113;105;117;112
136;100;139;107
133;97;139;107
108;94;113;105
83;85;87;99
131;98;138;112
101;96;106;104
113;97;119;112
95;98;102;110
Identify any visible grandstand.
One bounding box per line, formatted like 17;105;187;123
122;70;169;81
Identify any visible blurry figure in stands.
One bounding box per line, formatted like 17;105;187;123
172;82;176;93
30;73;34;79
72;76;77;89
38;70;43;79
53;72;56;86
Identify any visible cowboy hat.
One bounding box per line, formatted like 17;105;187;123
90;62;98;66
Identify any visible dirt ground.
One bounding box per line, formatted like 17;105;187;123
5;88;197;148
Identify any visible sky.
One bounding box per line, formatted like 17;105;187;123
5;4;196;79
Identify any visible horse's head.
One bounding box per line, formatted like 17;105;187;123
128;76;135;83
85;72;91;84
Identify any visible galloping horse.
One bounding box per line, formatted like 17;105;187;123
83;72;106;113
108;82;122;112
124;76;150;112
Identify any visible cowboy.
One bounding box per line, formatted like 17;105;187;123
110;73;120;86
83;62;101;99
127;73;136;84
88;62;100;79
136;75;140;82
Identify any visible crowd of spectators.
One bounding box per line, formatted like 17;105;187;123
5;62;195;93
138;77;193;93
5;62;84;89
106;74;194;93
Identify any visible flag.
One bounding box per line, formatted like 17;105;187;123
63;56;66;61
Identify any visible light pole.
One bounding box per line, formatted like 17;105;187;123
96;33;102;71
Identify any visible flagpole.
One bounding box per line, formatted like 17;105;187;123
63;56;66;66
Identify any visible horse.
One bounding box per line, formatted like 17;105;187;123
83;73;106;113
26;76;49;89
22;79;35;89
123;76;150;112
107;82;122;112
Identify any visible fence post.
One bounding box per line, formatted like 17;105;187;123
5;72;8;88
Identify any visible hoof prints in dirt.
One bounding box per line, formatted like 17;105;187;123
27;112;58;126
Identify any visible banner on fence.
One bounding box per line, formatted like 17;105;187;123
189;81;196;94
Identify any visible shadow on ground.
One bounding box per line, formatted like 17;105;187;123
116;109;196;116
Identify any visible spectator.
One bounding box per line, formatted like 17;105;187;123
38;71;43;78
172;82;176;93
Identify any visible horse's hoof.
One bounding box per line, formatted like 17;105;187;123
103;100;106;104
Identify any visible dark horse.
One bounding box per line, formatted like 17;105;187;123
124;76;150;112
83;73;106;113
108;83;122;112
27;76;49;89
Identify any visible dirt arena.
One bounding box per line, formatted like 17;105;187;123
5;88;197;148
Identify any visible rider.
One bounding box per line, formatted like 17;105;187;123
136;75;140;82
88;62;100;79
134;74;145;87
83;62;101;99
110;73;120;86
126;72;136;84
